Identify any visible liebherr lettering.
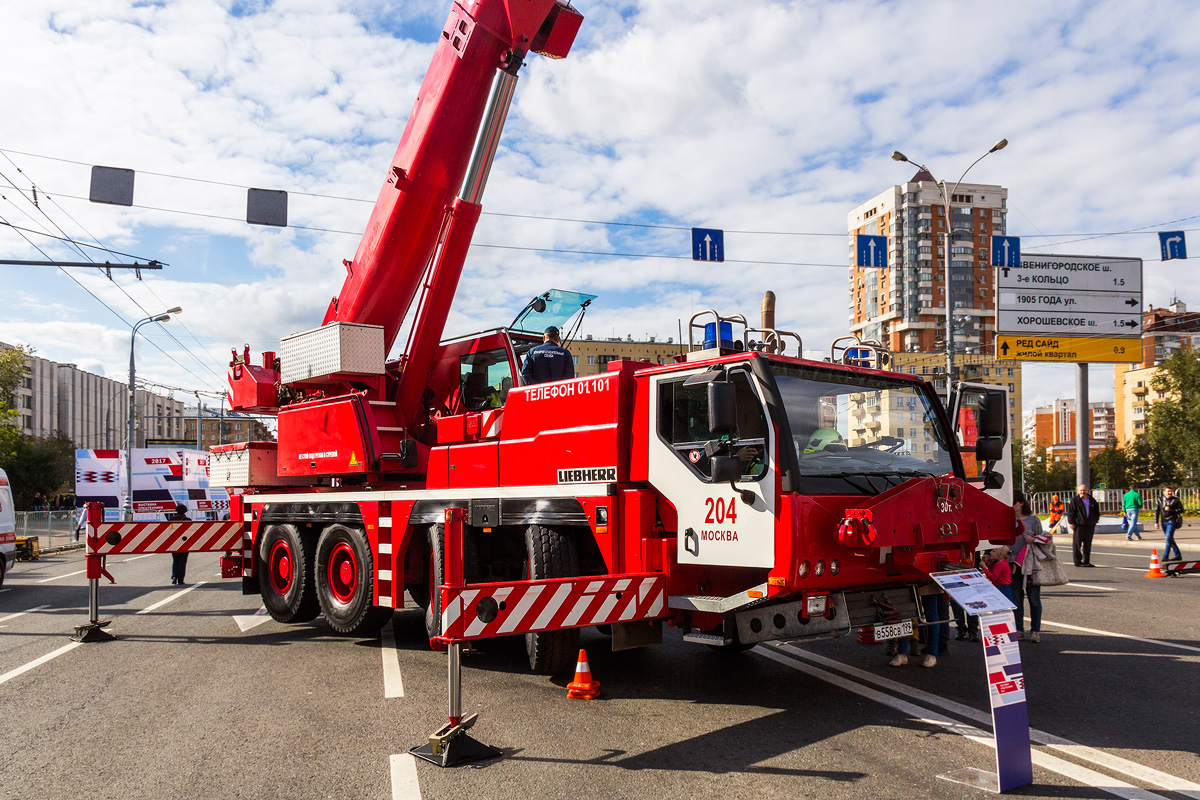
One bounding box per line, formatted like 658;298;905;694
557;467;617;483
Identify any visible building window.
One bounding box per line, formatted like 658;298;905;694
573;356;580;365
587;356;595;366
1008;368;1015;377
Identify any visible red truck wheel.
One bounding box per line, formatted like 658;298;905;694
258;524;320;624
315;524;391;635
524;525;580;674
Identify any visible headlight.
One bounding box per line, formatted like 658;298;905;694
798;560;811;579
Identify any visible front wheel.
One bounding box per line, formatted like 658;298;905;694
315;524;391;635
258;524;320;623
524;525;580;674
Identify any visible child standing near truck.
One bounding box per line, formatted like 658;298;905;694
982;546;1014;603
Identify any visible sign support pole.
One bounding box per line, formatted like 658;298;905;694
1076;363;1089;488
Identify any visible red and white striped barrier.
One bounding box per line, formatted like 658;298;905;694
439;573;666;642
88;520;242;555
1164;559;1200;576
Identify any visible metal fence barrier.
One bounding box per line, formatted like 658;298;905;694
15;511;82;551
1029;488;1199;517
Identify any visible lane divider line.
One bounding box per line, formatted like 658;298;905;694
781;647;1200;797
0;642;82;688
136;581;207;614
1067;583;1118;591
1039;621;1200;655
119;554;156;563
381;620;405;698
36;568;87;583
389;753;422;800
757;647;1169;800
0;604;50;623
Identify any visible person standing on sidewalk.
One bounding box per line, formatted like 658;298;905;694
1012;491;1050;643
168;503;190;585
1154;487;1185;562
1123;488;1144;541
1067;484;1101;567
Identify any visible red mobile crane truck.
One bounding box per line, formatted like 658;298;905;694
211;0;1017;677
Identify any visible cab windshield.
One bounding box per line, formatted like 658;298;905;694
771;363;956;495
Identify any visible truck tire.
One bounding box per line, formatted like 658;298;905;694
315;524;391;635
258;524;320;624
424;524;445;641
0;555;6;588
524;525;580;675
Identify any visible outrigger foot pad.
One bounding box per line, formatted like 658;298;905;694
410;714;502;768
72;621;117;643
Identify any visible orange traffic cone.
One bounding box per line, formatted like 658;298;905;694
1146;549;1167;578
566;649;601;699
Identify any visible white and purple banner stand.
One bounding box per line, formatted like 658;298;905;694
932;572;1033;793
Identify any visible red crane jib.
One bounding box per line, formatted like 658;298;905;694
323;0;582;353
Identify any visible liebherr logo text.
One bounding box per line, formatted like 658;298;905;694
527;376;611;402
557;467;617;484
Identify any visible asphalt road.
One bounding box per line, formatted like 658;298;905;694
1;534;1196;800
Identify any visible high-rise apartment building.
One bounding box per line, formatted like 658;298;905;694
847;171;1008;356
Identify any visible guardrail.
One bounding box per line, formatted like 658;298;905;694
15;511;82;550
1029;488;1199;517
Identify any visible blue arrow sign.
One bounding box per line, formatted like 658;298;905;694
856;234;887;268
992;235;1021;268
1159;231;1187;261
692;228;724;262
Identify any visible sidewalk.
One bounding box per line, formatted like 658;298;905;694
1049;514;1197;556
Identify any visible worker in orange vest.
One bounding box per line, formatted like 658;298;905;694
1048;494;1065;531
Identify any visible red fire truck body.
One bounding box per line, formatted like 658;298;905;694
213;0;1016;674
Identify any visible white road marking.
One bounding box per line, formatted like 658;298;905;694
381;620;405;698
118;554;156;563
783;647;1200;798
36;568;87;583
136;581;207;614
234;606;271;632
1067;583;1118;591
0;604;50;623
389;753;422;799
1040;621;1200;654
759;648;1169;800
0;642;82;687
1106;566;1151;572
1092;551;1154;559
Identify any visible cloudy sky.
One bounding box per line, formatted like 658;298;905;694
1;0;1198;416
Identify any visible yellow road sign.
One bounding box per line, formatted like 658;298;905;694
996;335;1141;363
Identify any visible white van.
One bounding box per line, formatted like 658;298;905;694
0;468;15;586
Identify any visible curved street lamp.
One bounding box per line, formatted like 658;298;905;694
891;140;1007;404
125;307;182;521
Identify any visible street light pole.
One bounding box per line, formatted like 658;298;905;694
125;307;182;521
891;139;1007;405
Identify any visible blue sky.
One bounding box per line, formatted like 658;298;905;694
1;0;1199;414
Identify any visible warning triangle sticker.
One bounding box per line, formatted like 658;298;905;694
349;452;360;466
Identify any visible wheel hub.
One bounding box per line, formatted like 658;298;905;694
268;541;294;596
328;541;358;604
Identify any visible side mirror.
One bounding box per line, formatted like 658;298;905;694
975;436;1005;462
708;381;737;436
532;297;547;313
976;391;1007;439
711;455;741;484
983;471;1005;490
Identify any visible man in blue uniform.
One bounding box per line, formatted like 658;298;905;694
521;326;574;385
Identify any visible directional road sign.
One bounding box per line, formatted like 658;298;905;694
997;309;1142;336
692;228;724;262
996;335;1142;363
996;254;1142;294
992;236;1020;268
1159;231;1187;261
856;234;887;268
995;253;1143;363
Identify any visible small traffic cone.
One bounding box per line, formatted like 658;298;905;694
566;649;601;699
1145;549;1167;578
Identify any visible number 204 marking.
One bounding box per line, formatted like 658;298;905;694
704;497;739;524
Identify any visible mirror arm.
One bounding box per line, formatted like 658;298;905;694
731;481;755;505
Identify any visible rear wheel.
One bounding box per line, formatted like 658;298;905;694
0;556;6;588
259;524;319;623
524;525;580;674
424;524;445;642
315;524;391;635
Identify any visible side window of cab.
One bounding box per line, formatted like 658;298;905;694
656;370;768;481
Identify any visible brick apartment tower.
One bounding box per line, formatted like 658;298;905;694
847;171;1008;356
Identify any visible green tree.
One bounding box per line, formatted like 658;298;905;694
0;344;31;409
1144;350;1200;482
0;346;75;508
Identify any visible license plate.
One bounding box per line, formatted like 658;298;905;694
873;620;913;641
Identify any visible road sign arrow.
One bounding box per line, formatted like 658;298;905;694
704;234;712;261
1000;341;1010;355
1125;298;1138;307
868;239;877;265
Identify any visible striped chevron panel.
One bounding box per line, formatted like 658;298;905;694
89;521;243;555
440;573;666;642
